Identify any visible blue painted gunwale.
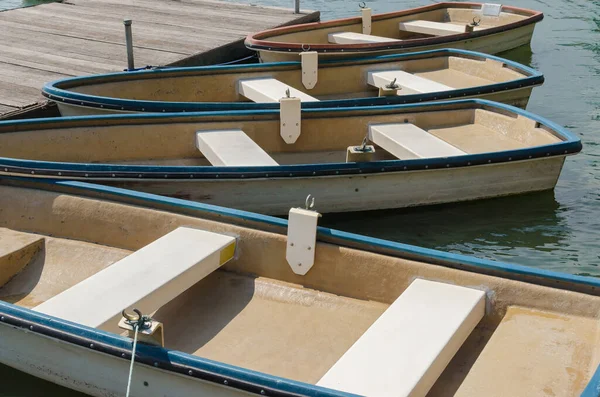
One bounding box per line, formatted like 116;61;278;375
0;99;582;179
0;176;599;397
41;49;543;113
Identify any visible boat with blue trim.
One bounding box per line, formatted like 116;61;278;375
0;100;580;215
0;176;598;397
245;2;543;62
41;49;543;116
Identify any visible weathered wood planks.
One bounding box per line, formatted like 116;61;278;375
0;0;319;118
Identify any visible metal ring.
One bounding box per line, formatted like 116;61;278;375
301;43;310;52
122;308;142;322
359;2;366;9
471;16;481;26
305;194;315;210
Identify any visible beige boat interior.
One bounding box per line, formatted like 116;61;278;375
62;53;532;104
0;107;562;167
257;5;532;45
0;183;598;397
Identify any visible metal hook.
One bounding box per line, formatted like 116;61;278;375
359;2;366;9
386;77;399;89
285;88;291;98
305;194;315;210
301;43;311;52
471;16;481;26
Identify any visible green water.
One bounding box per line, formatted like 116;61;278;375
0;0;599;394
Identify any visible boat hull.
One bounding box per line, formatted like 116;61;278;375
0;176;598;397
0;321;242;397
44;156;566;215
256;24;536;63
43;49;543;115
54;86;534;117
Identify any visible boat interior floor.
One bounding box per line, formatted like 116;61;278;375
108;121;541;167
414;69;494;89
154;271;600;396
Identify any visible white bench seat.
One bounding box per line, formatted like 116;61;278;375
317;279;485;397
368;123;466;159
399;20;484;36
196;129;278;167
328;32;401;44
34;227;236;332
367;70;452;94
238;78;319;103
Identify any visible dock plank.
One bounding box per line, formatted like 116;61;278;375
0;22;185;65
0;0;319;118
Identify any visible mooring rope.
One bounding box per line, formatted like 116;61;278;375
125;322;140;397
122;309;151;397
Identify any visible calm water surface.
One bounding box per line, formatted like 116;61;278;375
0;0;599;394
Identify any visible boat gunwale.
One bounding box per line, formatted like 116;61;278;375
40;49;544;113
244;2;544;53
0;175;599;397
0;99;581;179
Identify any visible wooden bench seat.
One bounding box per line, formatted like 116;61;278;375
367;70;452;94
399;20;484;36
238;78;319;103
328;32;401;44
196;129;278;167
368;123;466;159
317;279;485;397
0;228;44;287
34;227;236;332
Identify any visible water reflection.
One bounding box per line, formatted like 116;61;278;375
322;192;566;260
499;45;534;68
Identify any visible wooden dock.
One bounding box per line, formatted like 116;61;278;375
0;0;319;119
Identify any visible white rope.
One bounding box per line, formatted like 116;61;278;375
125;324;139;397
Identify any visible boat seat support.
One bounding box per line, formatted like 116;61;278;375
196;129;278;166
317;279;485;397
300;51;318;89
368;123;466;159
286;196;321;275
361;6;372;34
280;95;302;144
34;227;236;332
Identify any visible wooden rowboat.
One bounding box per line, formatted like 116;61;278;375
0;100;580;215
0;176;599;397
245;3;543;62
42;49;543;116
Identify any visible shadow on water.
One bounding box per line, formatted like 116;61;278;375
498;45;533;67
0;363;84;396
321;192;567;260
